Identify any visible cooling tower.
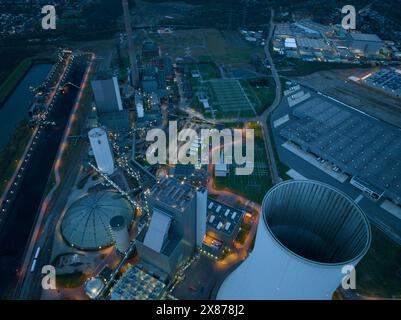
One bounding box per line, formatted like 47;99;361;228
88;127;115;175
217;180;371;300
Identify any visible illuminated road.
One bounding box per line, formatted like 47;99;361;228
258;8;282;185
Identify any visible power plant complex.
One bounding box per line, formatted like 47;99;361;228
9;0;400;303
217;180;372;300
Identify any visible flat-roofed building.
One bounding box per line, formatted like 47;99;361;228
203;199;244;257
110;265;166;300
347;33;383;56
91;75;123;114
280;96;401;204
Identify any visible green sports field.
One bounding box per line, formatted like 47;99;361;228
208;79;256;118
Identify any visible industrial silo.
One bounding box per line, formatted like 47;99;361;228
110;215;130;253
88;127;115;175
217;180;371;300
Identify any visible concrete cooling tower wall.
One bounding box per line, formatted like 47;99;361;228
217;180;371;300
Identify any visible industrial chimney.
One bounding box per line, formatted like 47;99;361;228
122;0;139;87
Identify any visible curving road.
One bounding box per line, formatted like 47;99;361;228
258;9;282;185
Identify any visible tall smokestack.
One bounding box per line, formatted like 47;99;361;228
122;0;139;87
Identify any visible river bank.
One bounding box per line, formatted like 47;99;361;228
0;63;53;196
0;120;32;196
0;59;32;106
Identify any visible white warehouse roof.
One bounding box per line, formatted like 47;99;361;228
285;37;297;49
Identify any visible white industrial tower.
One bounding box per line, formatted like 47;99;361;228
88;127;115;175
217;180;371;300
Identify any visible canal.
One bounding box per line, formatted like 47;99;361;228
0;58;87;298
0;64;53;150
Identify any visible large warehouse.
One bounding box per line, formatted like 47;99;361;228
61;191;134;250
280;96;401;204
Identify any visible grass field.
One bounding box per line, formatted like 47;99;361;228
266;115;291;180
241;77;275;115
356;226;401;298
276;57;369;77
207;79;256;118
214;122;272;203
149;29;264;68
0;120;33;195
0;58;32;105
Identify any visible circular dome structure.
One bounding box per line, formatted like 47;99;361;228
217;180;371;300
61;191;133;250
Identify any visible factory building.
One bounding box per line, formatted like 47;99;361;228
142;40;160;59
347;33;383;57
91;76;123;114
61;191;134;251
142;66;159;93
88;127;115;175
90;74;131;133
280;96;401;204
203;199;243;257
217;181;371;300
142;66;166;95
109;215;131;253
110;264;166;300
136;178;206;278
98;110;131;133
162;56;174;79
364;68;401;97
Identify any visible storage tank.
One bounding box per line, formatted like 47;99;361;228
217;180;371;300
61;191;133;250
84;277;105;299
110;215;130;253
88;127;115;175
